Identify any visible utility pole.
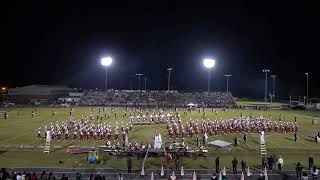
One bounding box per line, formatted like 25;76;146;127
305;72;309;104
262;69;270;109
167;68;173;92
224;74;232;93
144;77;147;91
136;73;143;90
270;75;277;102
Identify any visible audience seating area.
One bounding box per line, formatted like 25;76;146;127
79;90;236;107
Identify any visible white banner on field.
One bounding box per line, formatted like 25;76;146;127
46;131;51;143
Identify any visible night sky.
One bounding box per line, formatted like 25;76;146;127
3;1;320;99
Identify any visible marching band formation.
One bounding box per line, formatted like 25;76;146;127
36;108;298;146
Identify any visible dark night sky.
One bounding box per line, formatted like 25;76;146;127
3;1;320;99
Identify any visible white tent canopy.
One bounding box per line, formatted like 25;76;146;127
208;140;232;148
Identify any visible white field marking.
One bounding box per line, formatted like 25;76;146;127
0;115;55;144
28;139;43;145
264;135;281;148
0;131;33;143
278;133;313;148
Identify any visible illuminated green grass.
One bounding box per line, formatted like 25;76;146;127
0;107;319;169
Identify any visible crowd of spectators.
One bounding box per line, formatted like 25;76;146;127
0;169;107;180
79;90;236;107
1;155;319;180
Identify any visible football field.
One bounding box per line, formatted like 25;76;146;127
0;107;319;170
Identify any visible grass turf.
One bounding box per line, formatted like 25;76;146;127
0;107;319;170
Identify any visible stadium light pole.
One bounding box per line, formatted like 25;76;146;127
270;75;277;102
100;57;113;91
262;69;270;108
144;77;147;91
224;74;232;93
203;58;215;92
167;68;173;92
136;73;143;90
305;72;309;104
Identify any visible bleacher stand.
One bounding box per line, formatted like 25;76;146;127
79;90;236;108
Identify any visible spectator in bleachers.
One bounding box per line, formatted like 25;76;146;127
79;90;236;107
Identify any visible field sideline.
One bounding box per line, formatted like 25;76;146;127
0;107;319;170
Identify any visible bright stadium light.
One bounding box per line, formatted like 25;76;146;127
101;57;113;67
203;58;216;92
101;56;113;91
203;58;215;69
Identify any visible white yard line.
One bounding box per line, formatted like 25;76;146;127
278;133;313;148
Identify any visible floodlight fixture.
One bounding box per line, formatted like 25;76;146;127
203;58;215;69
101;57;113;66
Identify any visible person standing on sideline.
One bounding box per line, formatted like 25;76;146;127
234;137;238;147
196;135;200;147
308;155;314;169
30;173;37;180
241;160;246;173
296;162;303;179
175;157;180;171
75;173;82;180
243;133;247;144
232;157;238;175
278;155;283;171
4;112;8;119
215;157;220;173
127;156;132;173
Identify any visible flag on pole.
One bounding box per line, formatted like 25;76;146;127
223;166;226;176
218;171;222;180
160;166;165;176
241;172;244;180
170;171;176;180
125;134;129;146
247;166;251;176
180;166;184;176
204;132;208;144
192;171;197;180
264;167;268;180
141;166;145;176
